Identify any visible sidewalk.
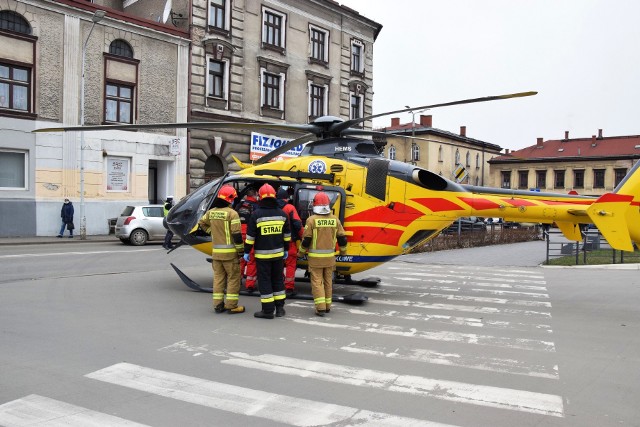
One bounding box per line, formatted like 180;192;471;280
0;234;116;245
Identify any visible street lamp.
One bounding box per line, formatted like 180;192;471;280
405;106;427;165
80;10;106;240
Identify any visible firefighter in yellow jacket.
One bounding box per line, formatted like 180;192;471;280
197;185;245;314
298;192;347;316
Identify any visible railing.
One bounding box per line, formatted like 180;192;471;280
545;228;640;265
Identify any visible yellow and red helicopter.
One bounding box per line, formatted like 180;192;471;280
36;91;640;303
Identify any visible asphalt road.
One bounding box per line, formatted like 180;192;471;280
0;240;638;426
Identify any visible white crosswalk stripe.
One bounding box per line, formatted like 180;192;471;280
0;394;149;426
86;363;458;427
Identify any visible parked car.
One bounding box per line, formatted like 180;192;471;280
443;217;487;234
115;205;166;245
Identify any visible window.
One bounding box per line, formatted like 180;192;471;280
0;63;30;111
615;168;627;187
388;146;396;160
536;170;546;189
351;40;363;74
262;72;281;109
438;146;443;162
518;171;528;189
0;10;32;34
475;153;480;168
105;83;133;123
207;59;226;98
208;0;229;31
501;171;511;189
593;169;605;188
109;39;133;58
0;150;26;189
411;144;420;162
309;84;325;118
573;170;584;188
554;170;565;189
310;26;328;63
455;149;460;165
263;8;286;49
465;152;471;167
350;93;363;120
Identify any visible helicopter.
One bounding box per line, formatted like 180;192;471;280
35;91;640;304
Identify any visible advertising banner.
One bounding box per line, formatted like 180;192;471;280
250;132;304;162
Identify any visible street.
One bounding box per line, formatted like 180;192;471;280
0;240;638;426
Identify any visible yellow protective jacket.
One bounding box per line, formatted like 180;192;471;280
299;213;347;268
198;206;244;261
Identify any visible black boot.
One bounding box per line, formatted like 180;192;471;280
214;303;227;313
254;310;274;319
275;306;285;317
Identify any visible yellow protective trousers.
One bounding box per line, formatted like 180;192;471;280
309;266;333;312
212;258;241;309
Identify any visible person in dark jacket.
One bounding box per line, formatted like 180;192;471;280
244;183;291;319
276;186;303;295
163;196;174;249
57;198;74;238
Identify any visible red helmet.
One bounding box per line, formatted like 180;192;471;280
259;183;276;199
312;192;331;214
217;185;237;203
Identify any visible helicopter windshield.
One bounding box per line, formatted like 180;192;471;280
167;176;224;236
300;138;381;158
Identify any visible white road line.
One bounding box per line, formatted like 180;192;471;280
399;271;547;285
219;353;564;417
0;249;158;259
285;316;556;352
285;302;552;333
161;339;559;380
469;288;550;299
0;394;148;426
367;299;552;318
387;265;545;278
86;363;457;427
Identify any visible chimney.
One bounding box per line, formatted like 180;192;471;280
536;137;543;148
505;149;510;154
564;131;569;140
597;129;603;139
460;126;466;137
419;114;432;127
391;117;400;127
591;135;597;147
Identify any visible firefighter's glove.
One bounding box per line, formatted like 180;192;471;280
243;253;250;262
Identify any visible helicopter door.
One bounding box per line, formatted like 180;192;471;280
293;186;345;227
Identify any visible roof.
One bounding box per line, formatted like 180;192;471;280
377;123;502;152
490;135;640;163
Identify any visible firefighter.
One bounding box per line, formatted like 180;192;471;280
162;196;174;249
276;186;303;296
244;183;291;319
298;192;347;317
197;185;245;314
236;188;259;292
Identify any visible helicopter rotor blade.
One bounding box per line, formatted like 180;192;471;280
33;121;319;134
331;90;538;134
253;132;317;165
340;129;396;138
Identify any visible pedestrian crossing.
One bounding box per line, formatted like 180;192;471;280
0;262;564;426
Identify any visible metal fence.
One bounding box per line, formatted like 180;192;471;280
545;228;640;265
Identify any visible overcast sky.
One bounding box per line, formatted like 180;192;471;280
338;0;640;151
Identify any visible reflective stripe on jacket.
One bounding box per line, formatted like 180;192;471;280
244;200;291;260
300;213;347;268
198;206;243;260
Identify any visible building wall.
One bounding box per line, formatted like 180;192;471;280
0;0;189;236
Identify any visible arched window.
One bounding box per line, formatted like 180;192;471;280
0;11;31;34
438;146;443;162
388;145;396;160
109;39;133;58
476;153;480;168
204;154;225;181
465;151;471;167
455;149;460;165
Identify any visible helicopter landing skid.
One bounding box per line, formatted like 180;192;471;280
170;263;368;305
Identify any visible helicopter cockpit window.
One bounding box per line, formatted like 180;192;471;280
295;188;341;226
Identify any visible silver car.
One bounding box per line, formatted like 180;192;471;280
115;205;166;246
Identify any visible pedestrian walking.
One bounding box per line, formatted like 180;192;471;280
244;183;291;319
276;186;303;296
163;196;174;249
57;198;75;238
235;188;259;292
197;185;245;314
298;192;347;316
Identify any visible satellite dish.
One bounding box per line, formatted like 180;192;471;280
162;0;172;24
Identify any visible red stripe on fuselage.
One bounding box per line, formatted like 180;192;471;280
596;193;633;203
412;198;465;212
345;226;404;246
538;199;593;206
344;203;423;227
500;198;537;207
458;197;502;210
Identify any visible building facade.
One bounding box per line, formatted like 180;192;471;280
489;130;640;196
378;114;503;186
187;0;382;190
0;0;190;237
